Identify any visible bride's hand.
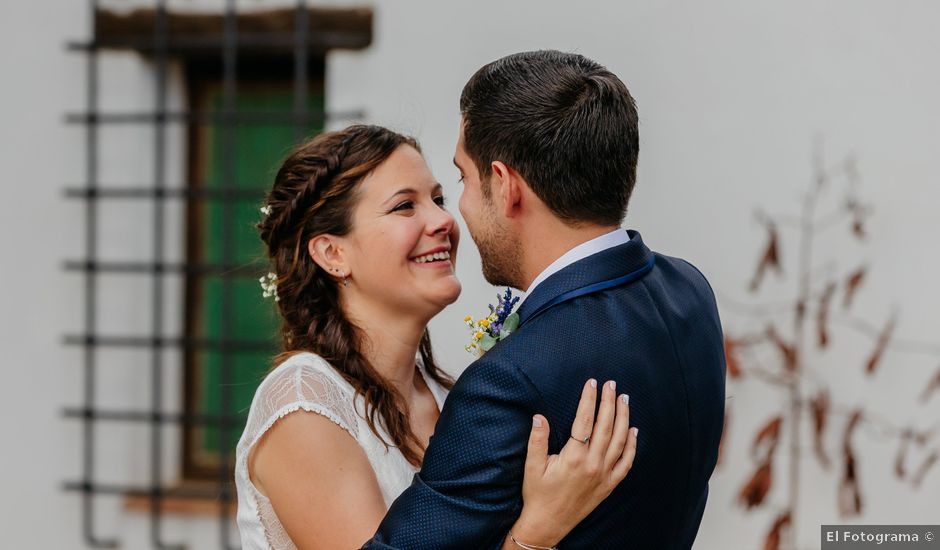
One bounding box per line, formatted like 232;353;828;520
505;379;638;549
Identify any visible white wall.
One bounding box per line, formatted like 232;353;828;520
2;0;938;548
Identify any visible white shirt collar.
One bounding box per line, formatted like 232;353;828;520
520;228;631;304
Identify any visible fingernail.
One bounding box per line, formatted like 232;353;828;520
590;379;597;389
533;416;543;428
632;427;639;437
622;394;629;406
608;380;616;391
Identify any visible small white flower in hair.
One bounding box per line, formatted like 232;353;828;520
260;205;272;216
260;272;279;302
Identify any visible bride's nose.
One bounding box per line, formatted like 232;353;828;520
426;205;455;237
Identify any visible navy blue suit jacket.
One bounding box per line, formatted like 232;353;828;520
363;230;725;549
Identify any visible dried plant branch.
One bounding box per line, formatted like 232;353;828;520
809;390;831;468
838;410;864;517
739;460;774;510
816;282;837;349
865;315;897;375
764;511;793;550
842;266;867;310
920;366;940;403
750;221;783;292
911;451;939;488
766;325;798;373
828;314;940;359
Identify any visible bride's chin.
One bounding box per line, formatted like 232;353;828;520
429;281;462;312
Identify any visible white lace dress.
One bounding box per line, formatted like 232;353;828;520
234;351;449;550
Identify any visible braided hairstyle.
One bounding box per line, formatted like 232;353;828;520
258;125;455;466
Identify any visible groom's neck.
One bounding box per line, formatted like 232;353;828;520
518;219;621;292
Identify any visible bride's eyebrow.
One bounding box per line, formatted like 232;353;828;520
383;188;418;206
383;183;444;205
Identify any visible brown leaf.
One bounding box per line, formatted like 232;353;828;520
838;410;864;517
752;416;784;462
852;219;866;239
749;223;782;292
912;451;939;488
810;390;831;468
739;460;773;509
724;336;743;379
843;266;867;309
845;192;868;240
920;366;940;403
795;298;807;324
817;282;837;348
764;511;792;550
865;316;896;376
766;325;798;372
895;430;912;480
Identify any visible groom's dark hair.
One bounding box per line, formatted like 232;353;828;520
460;50;639;226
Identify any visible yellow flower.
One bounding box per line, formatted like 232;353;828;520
464;315;472;322
475;331;484;340
479;319;490;327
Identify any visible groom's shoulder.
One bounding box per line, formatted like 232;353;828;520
651;251;717;299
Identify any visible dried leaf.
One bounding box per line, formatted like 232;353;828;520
795;298;807;324
865;316;896;376
912;451;939;488
739;460;773;509
852;219;866;239
752;416;784;462
764;511;792;550
749;223;782;292
920;366;940;403
766;325;798;372
843;266;867;309
810;390;831;468
838;410;864;517
845;192;868;240
724;336;743;379
895;430;912;480
817;282;837;348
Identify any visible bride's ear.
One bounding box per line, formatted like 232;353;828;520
308;234;347;276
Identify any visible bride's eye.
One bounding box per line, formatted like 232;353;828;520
390;200;414;213
434;195;447;207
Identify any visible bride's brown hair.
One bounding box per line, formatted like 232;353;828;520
258;124;454;466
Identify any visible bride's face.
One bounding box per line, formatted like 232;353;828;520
342;145;461;319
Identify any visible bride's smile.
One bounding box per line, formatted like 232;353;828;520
336;144;462;321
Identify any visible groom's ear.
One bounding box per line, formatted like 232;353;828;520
490;161;524;219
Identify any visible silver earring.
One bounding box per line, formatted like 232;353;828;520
343;275;349;287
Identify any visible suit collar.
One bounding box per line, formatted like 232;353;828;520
516;230;655;327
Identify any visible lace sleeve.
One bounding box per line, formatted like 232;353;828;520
242;357;359;452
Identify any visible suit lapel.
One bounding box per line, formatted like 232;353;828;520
516;230;656;328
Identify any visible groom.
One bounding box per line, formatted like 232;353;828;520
364;50;726;549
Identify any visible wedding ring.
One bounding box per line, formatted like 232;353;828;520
569;434;590;444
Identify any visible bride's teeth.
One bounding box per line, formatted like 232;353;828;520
413;251;449;263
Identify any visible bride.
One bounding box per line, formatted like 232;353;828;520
236;125;639;549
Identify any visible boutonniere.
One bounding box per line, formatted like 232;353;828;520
464;288;521;356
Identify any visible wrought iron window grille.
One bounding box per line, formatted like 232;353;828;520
64;2;371;548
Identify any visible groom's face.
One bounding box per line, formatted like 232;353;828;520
454;121;522;288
